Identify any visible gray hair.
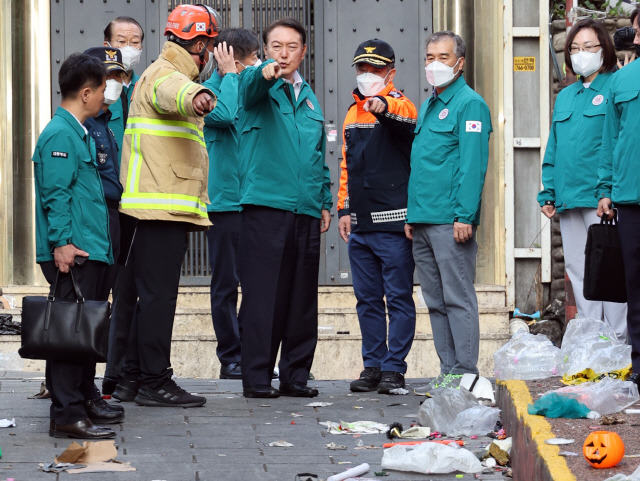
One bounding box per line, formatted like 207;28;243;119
426;31;466;58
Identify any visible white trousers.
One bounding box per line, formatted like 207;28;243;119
559;208;628;341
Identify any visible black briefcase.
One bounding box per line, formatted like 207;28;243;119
19;268;111;362
583;214;627;303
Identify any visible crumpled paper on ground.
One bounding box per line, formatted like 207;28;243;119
0;418;16;428
51;440;135;473
40;462;86;473
398;426;431;439
268;440;294;447
381;442;483;474
319;420;389;434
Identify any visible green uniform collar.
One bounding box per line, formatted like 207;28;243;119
435;75;467;105
56;107;88;140
584;71;611;93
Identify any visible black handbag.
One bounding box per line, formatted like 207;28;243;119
583;213;627;303
19;268;111;361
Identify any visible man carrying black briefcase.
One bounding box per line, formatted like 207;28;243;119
30;53;122;439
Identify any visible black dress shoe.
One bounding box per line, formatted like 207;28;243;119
220;362;242;379
279;382;319;398
85;398;125;424
102;376;118;395
50;418;116;439
112;379;140;402
243;385;280;398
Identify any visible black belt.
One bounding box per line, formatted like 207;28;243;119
106;199;120;210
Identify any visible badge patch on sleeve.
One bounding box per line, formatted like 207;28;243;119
465;121;482;133
51;151;68;158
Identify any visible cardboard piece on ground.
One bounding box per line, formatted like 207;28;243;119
55;440;117;464
67;460;136;473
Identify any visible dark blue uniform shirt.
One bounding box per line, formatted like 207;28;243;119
85;108;123;202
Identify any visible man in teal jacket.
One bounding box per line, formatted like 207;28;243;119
202;28;260;380
33;53;115;439
237;18;332;399
405;31;492;393
597;46;640;387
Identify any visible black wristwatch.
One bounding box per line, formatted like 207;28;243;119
544;201;555;206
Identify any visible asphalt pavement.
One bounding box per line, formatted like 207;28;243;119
0;371;507;481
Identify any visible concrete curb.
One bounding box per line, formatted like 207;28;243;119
496;380;576;481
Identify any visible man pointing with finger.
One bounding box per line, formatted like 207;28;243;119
337;39;417;394
237;18;332;399
406;31;492;393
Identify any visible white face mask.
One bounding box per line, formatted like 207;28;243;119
356;71;389;97
253;58;262;67
119;45;142;72
199;49;216;83
570;50;603;78
425;58;460;88
104;78;124;105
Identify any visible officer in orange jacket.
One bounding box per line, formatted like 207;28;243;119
337;39;417;394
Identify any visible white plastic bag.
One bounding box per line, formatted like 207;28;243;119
560;318;631;377
0;351;24;370
418;387;478;432
447;405;501;437
381;442;484;474
493;330;562;380
546;377;639;415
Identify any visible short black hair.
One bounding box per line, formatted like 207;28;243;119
215;28;260;61
632;7;640;27
104;16;144;43
565;19;617;75
59;53;106;100
263;17;306;46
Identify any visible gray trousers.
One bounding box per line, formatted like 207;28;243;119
558;208;628;341
412;224;479;374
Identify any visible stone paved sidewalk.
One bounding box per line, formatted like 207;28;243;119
0;371;505;481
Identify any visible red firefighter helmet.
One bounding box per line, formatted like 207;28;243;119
165;4;221;41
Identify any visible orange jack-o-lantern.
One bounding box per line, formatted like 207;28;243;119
583;431;625;469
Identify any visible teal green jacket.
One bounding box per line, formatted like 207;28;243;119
407;76;492;225
538;72;613;212
108;71;140;154
596;61;640;205
202;70;241;212
237;60;332;218
33;107;113;264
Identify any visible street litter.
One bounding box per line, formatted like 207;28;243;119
388;388;409;395
383;439;465;449
602;463;640;481
459;374;495;403
489;437;512;453
545;438;575;445
381;441;483;474
0;419;15;428
319;420;389;434
327;462;370;481
419;388;501;436
292;413;303;417
626;409;640;414
544;377;639;415
528;393;599;419
488;440;510;465
493;331;561;380
44;440;135;473
513;307;540;320
28;382;50;399
306;402;333;407
560;318;631;381
601;414;626;425
386;424;431;440
295;473;319;481
325;442;347;450
558;451;580;456
268;440;293;447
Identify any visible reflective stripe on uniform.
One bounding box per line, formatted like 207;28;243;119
177;81;197;117
121;192;208;218
125;117;205;146
152;73;175;114
127;133;142;193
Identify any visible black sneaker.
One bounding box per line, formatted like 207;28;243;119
350;367;382;392
112;379;140;402
134;379;206;407
377;371;405;394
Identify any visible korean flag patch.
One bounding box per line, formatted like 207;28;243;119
466;121;482;133
195;22;206;32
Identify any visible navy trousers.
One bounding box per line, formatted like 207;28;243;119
616;206;640;372
348;231;416;373
206;211;242;366
238;206;320;389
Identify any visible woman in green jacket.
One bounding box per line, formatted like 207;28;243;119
538;19;627;340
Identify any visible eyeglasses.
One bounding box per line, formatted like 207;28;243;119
569;44;601;54
110;38;142;49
